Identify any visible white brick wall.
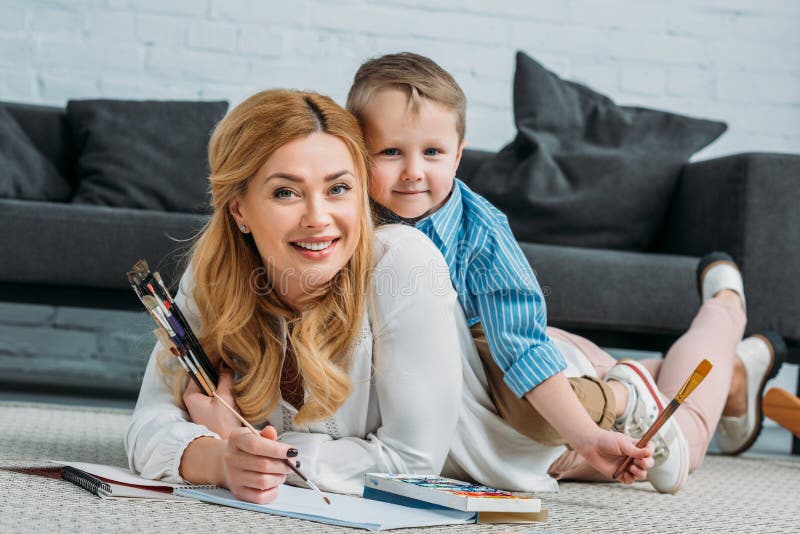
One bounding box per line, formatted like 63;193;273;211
1;0;798;156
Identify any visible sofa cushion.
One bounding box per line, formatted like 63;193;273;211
0;106;72;202
521;242;699;336
0;199;208;291
471;51;726;251
68;100;228;213
2;101;77;186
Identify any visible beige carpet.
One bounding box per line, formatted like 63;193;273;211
1;401;798;533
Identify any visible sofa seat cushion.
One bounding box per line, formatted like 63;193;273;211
67;100;228;213
521;242;699;337
0;199;208;291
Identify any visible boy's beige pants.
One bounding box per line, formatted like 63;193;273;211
470;323;616;447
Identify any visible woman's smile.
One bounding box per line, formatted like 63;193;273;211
290;237;340;259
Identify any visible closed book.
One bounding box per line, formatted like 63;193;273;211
363;473;541;513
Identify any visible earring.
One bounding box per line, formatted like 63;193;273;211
240;224;248;233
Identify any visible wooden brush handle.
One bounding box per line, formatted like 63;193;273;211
212;392;258;433
212;393;328;503
634;402;679;448
613;401;679;479
612;359;711;481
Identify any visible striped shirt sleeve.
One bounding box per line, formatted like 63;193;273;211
466;223;566;398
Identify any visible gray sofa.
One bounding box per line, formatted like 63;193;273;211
456;149;800;363
2;101;799;392
0;101;208;310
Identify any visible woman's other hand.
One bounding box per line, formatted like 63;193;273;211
183;366;241;439
219;425;296;504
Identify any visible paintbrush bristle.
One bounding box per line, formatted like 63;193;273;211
324;496;331;505
696;359;712;378
131;259;150;278
140;295;159;310
153;272;170;293
675;358;713;404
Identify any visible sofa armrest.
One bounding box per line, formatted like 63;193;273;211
657;152;800;347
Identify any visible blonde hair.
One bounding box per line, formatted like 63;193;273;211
158;89;374;426
346;52;466;140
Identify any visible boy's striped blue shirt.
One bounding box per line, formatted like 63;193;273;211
415;178;566;397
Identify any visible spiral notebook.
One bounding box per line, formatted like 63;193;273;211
54;461;214;502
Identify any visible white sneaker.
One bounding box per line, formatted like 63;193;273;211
696;251;746;311
716;332;786;454
606;360;690;494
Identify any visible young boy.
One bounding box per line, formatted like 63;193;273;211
346;52;690;493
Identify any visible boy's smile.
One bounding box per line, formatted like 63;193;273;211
360;88;466;220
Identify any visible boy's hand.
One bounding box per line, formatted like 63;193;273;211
183;366;241;439
525;372;653;483
575;428;654;484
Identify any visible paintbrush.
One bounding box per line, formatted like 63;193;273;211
131;261;219;386
210;396;331;506
613;359;712;480
130;260;330;505
155;329;328;504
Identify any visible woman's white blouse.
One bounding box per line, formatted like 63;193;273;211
125;224;568;495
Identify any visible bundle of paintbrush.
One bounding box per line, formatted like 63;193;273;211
127;259;331;505
128;259;219;394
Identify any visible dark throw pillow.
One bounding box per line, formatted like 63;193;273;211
68;100;228;213
471;51;727;250
0;106;72;201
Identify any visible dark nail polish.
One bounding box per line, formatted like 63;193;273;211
294;461;301;468
286;448;299;458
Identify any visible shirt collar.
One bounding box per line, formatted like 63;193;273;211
417;179;463;250
370;198;407;226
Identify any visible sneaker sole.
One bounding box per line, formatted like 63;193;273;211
722;331;786;455
669;413;690;494
618;361;690;493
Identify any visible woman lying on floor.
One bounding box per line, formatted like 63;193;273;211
125;89;783;503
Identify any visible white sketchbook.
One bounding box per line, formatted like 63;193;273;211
175;485;476;531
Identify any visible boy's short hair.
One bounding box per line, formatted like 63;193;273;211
347;52;466;141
